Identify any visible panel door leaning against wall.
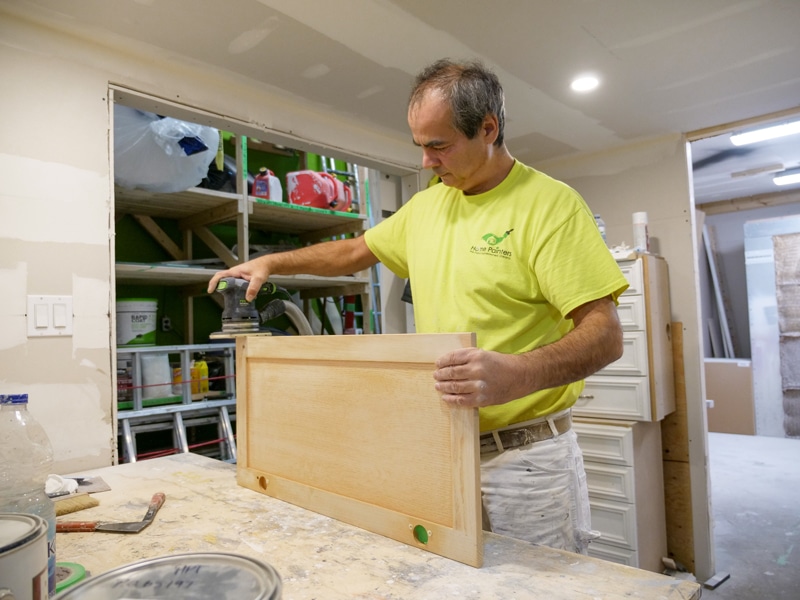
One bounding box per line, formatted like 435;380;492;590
745;214;800;438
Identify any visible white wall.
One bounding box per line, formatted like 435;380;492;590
0;11;416;473
536;134;715;581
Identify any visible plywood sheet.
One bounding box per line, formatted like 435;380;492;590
235;333;482;567
704;359;755;435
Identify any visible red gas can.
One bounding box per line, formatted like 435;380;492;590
286;170;352;211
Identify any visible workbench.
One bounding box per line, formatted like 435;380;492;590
56;453;702;599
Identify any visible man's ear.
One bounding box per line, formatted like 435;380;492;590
482;114;499;144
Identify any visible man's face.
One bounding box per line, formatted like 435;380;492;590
408;92;495;195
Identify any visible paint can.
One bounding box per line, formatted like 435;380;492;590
0;513;49;600
53;552;282;599
116;299;158;347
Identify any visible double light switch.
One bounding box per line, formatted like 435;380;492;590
27;295;73;337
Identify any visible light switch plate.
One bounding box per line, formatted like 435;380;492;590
27;295;73;337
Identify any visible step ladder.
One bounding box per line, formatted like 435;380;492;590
117;343;237;463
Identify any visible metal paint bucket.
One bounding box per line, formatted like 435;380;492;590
53;552;282;599
0;513;49;600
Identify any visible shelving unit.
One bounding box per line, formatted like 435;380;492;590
115;186;371;296
116;343;237;464
113;131;379;464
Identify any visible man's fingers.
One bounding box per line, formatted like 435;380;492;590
435;348;473;369
207;273;222;294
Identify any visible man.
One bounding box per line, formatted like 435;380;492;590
207;58;628;554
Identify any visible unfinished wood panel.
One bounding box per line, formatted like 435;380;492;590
662;460;695;573
661;323;689;462
235;333;483;567
661;323;695;572
704;359;755;435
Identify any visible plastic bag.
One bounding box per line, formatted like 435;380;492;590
114;104;220;193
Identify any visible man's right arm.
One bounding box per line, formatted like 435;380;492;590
206;236;379;302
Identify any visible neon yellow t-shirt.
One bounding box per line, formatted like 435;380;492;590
364;160;629;431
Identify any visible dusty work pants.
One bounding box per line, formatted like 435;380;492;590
480;428;598;554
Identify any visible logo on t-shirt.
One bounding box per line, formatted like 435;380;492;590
470;229;514;258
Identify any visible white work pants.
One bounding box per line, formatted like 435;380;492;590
480;428;598;554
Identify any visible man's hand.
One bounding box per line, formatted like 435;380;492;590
433;297;623;409
206;258;270;303
433;348;524;408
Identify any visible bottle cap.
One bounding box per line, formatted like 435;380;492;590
0;394;29;405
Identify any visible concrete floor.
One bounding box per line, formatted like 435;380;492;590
700;432;800;599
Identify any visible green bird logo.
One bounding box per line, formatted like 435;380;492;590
481;229;514;246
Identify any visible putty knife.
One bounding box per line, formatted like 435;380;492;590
56;492;165;533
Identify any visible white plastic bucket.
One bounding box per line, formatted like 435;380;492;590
0;513;49;600
116;299;157;347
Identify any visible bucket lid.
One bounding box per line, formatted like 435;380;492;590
0;513;46;552
54;552;282;599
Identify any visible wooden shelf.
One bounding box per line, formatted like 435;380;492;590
115;186;366;236
116;262;368;294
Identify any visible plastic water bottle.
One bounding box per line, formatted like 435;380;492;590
0;394;57;597
594;214;607;246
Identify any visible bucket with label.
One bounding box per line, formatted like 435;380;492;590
0;513;49;600
116;299;157;347
53;552;282;599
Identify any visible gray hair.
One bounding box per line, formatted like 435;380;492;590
409;58;505;147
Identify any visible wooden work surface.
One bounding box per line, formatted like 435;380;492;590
56;453;702;599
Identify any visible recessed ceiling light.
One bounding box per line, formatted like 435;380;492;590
571;75;599;93
774;167;800;186
730;120;800;146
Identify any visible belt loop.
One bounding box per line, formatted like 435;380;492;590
491;430;505;453
546;416;559;439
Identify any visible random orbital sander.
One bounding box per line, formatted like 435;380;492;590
210;277;279;338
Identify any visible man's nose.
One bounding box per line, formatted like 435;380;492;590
421;148;439;169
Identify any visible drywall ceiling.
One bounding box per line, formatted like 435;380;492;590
5;0;800;204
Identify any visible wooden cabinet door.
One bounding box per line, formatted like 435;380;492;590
235;332;483;567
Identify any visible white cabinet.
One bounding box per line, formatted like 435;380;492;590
573;254;674;572
574;254;675;421
575;419;668;572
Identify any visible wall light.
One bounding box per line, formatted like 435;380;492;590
773;167;800;186
730;120;800;146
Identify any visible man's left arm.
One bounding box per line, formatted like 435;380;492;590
433;296;623;408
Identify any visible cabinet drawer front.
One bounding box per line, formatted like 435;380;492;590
574;376;651;421
616;295;646;331
574;422;634;465
590;499;637;550
584;462;635;503
587;541;638;567
619;260;643;296
597;331;648;376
